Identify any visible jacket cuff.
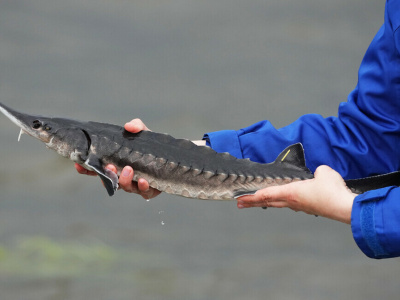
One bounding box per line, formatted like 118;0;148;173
203;130;244;159
351;187;393;259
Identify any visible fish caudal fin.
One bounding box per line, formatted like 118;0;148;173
345;171;400;194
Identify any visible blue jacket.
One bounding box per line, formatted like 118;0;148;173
204;0;400;259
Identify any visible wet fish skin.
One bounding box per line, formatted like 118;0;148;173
0;102;399;199
88;128;314;199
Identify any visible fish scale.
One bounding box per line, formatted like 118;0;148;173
109;135;313;200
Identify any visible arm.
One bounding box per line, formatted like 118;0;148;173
204;6;400;179
204;108;400;180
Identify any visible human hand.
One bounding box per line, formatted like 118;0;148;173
75;118;161;199
237;165;357;224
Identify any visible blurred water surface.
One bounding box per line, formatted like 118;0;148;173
0;0;398;299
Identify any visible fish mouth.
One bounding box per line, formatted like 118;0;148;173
0;102;50;142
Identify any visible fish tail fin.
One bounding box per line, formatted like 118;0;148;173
345;171;400;194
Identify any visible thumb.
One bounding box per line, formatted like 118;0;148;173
124;118;150;133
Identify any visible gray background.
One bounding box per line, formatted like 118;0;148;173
0;0;398;299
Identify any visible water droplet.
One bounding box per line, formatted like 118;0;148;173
158;211;164;214
146;199;150;202
161;221;165;226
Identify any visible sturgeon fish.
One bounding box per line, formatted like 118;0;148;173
1;102;399;199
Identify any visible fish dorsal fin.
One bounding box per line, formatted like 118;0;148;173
274;143;311;173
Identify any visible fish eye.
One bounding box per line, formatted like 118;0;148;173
32;120;42;129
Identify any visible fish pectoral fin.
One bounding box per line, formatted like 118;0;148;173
98;169;119;197
84;155;119;196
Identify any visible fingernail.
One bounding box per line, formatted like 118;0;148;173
122;168;131;177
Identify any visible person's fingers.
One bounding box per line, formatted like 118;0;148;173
137;178;162;199
237;199;289;209
237;185;292;208
104;164;117;174
137;178;150;192
118;166;161;199
75;163;98;176
124;118;150;133
119;166;139;193
237;165;354;224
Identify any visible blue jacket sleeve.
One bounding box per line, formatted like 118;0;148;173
352;186;400;259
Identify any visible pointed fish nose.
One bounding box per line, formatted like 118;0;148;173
0;102;43;130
